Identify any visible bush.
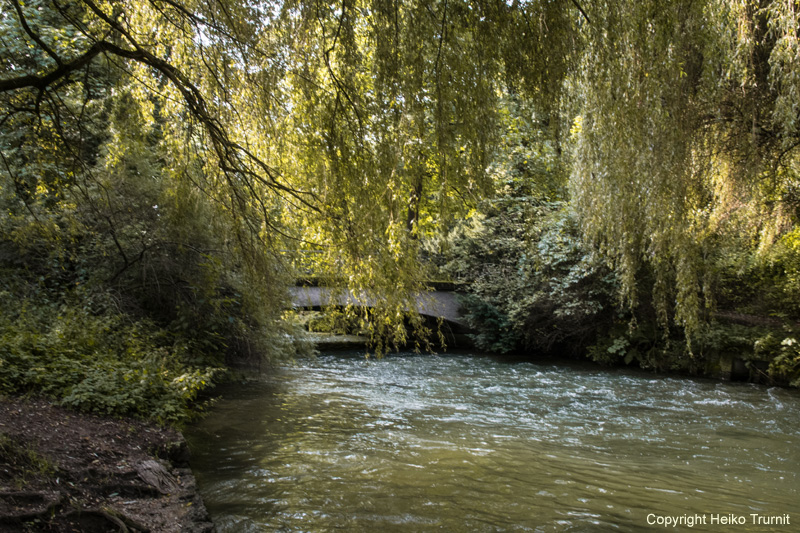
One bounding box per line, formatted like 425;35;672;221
445;200;617;356
771;337;800;386
757;329;800;386
0;289;223;423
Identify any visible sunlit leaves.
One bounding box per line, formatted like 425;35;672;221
5;0;797;356
568;0;800;342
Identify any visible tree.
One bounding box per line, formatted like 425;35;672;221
5;0;798;357
0;0;584;350
568;0;800;342
0;0;310;416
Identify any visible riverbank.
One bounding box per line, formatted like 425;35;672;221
0;397;215;532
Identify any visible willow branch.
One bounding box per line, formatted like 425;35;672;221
0;41;104;92
570;0;591;25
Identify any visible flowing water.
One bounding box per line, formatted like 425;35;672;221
185;352;800;531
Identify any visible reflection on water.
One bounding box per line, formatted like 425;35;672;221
185;352;800;531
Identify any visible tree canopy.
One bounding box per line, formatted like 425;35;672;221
2;0;800;359
569;0;800;340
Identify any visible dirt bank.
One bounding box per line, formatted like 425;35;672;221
0;397;215;532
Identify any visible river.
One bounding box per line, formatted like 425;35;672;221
185;352;800;531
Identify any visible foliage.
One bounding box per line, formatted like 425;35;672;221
0;0;590;354
449;165;799;377
760;228;800;316
569;0;800;343
0;117;312;419
442;103;617;355
447;200;617;356
757;330;800;386
0;287;224;423
456;294;518;354
445;97;798;380
2;0;800;385
0;28;309;420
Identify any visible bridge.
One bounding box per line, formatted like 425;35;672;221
289;285;466;327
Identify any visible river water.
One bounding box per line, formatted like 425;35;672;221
185;352;800;531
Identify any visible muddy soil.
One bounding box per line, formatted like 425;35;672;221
0;397;215;532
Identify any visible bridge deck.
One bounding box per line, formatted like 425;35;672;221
289;286;465;326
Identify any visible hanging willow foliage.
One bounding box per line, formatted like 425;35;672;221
568;0;800;342
0;0;576;350
2;0;798;350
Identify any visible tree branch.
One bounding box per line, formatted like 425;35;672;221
570;0;591;25
9;0;63;65
0;41;104;92
1;0;320;221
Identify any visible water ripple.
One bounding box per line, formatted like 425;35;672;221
187;352;800;532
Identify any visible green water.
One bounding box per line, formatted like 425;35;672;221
185;352;800;531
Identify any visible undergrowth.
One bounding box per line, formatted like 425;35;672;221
0;289;224;424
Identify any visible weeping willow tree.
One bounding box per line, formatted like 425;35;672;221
1;0;584;351
4;0;797;357
0;0;300;360
568;0;800;345
272;0;502;348
237;0;581;349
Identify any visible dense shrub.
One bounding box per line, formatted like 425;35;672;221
0;288;224;423
446;201;617;356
